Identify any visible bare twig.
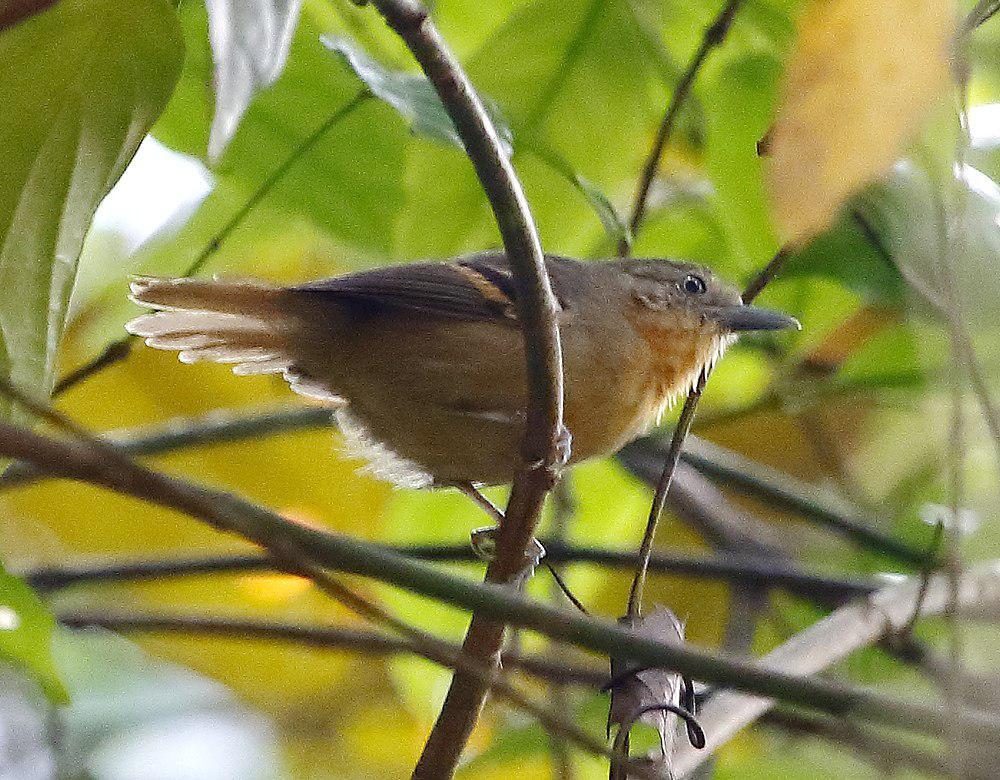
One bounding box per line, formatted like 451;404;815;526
52;92;370;397
961;0;1000;36
362;3;564;774
622;0;744;253
24;544;876;605
5;400;926;568
852;209;1000;475
620;436;930;565
671;561;1000;776
0;405;334;489
56;608;609;687
901;519;945;637
625;384;704;620
762;709;954;778
277;564;645;776
623;246;794;620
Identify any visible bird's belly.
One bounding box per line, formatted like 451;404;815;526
562;382;662;464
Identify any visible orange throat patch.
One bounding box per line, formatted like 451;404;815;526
629;308;736;419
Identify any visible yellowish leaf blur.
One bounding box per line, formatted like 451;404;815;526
765;0;953;244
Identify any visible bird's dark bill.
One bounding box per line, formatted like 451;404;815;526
712;305;800;332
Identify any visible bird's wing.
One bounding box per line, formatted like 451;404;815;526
293;252;584;322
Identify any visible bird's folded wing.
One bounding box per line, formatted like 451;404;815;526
293;251;580;322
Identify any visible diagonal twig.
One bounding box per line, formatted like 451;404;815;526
1;389;998;746
621;0;744;254
24;544;877;605
671;561;1000;776
623;247;793;621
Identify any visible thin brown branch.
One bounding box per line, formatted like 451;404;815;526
741;246;791;304
56;608;610;688
623;246;794;620
276;564;644;777
625;384;704;619
364;2;564;774
961;0;1000;36
621;0;743;254
853;209;1000;475
671;561;1000;776
24;543;877;605
761;709;953;778
8;399;927;568
0;405;333;489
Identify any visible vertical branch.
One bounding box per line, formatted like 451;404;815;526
625;384;703;619
364;1;565;775
624;247;791;621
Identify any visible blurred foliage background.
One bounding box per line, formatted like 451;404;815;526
0;0;999;777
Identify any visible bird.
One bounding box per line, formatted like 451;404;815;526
125;252;798;488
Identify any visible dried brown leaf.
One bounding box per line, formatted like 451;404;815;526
766;0;954;244
608;608;685;771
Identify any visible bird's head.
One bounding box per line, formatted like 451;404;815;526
620;258;800;402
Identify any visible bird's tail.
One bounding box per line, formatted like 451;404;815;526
126;276;340;401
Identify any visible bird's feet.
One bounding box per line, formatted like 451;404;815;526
470;526;546;590
525;424;572;490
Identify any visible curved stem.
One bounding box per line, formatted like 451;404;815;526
364;2;565;774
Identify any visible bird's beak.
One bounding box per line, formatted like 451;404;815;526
711;304;801;332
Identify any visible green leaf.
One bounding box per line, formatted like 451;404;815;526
526;143;630;247
322;35;514;155
0;565;66;703
701;52;783;271
206;0;303;161
0;0;182;411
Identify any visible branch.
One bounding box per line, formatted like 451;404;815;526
24;544;877;606
853;209;1000;480
671;560;1000;776
363;2;564;774
618;434;929;565
56;609;608;688
961;0;1000;36
623;247;794;620
761;709;952;777
53;93;370;397
4;420;1000;745
273;562;644;776
625;385;703;619
622;0;743;253
0;405;334;488
6;401;919;570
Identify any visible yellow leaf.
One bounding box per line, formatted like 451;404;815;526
765;0;954;244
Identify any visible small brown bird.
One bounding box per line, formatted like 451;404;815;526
126;253;798;487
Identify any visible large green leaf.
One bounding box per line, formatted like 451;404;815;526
0;0;182;411
325;35;631;246
0;565;65;703
701;52;783;272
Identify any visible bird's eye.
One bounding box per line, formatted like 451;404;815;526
683;274;707;294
